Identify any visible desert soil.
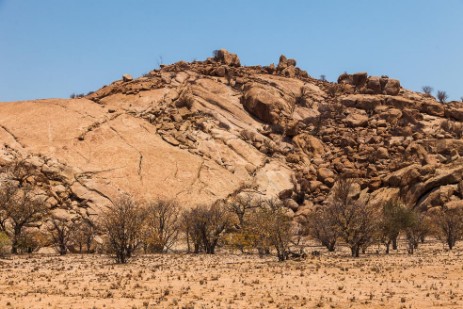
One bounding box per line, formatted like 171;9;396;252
0;242;462;309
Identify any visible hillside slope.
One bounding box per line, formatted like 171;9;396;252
1;50;463;222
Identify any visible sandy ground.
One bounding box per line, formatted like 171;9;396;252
0;242;462;309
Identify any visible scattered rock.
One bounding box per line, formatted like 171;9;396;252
122;74;133;82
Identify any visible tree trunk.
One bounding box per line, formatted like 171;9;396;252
276;246;286;262
408;241;414;254
11;229;20;254
11;240;18;254
328;242;336;252
185;232;191;253
351;246;360;257
392;238;398;250
448;237;455;250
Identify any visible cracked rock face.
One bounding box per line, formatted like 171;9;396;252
2;50;463;224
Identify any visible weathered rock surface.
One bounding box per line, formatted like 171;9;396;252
1;49;463;224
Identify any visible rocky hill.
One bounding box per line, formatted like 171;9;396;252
1;49;463;222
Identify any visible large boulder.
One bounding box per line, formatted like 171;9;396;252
420;99;444;117
366;77;382;94
340;94;384;111
214;49;241;67
352;72;368;88
293;134;325;157
343;112;369;127
122;74;133;82
242;83;293;125
383;79;401;95
277;55;298;78
445;106;463;121
338;73;401;96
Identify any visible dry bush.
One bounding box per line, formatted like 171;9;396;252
247;198;293;261
431;207;463;250
48;216;77;255
175;93;195;109
182;202;234;254
143;199;180;253
437;90;448;103
101;196;146;263
71;218;97;253
325;178;378;257
422;86;433;95
303;208;338;252
224;194;260;253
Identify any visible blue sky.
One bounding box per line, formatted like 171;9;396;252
1;0;462;101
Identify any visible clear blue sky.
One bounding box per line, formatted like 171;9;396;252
1;0;462;102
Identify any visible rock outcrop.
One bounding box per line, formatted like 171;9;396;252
1;49;463;226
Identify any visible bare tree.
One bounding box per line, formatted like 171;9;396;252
325;178;378;257
226;194;256;227
304;208;337;252
225;194;260;253
71;218;97;253
422;86;433;95
0;184;49;254
180;209;201;253
184;202;233;254
101;196;146;263
0;183;17;233
48;216;77;255
432;207;463;250
249;198;293;261
437;90;448;103
144;199;180;253
405;211;431;254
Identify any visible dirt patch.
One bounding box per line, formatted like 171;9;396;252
0;242;462;308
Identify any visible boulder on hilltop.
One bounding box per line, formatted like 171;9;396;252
213;49;241;67
338;72;401;95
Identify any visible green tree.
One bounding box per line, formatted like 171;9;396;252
379;199;414;253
